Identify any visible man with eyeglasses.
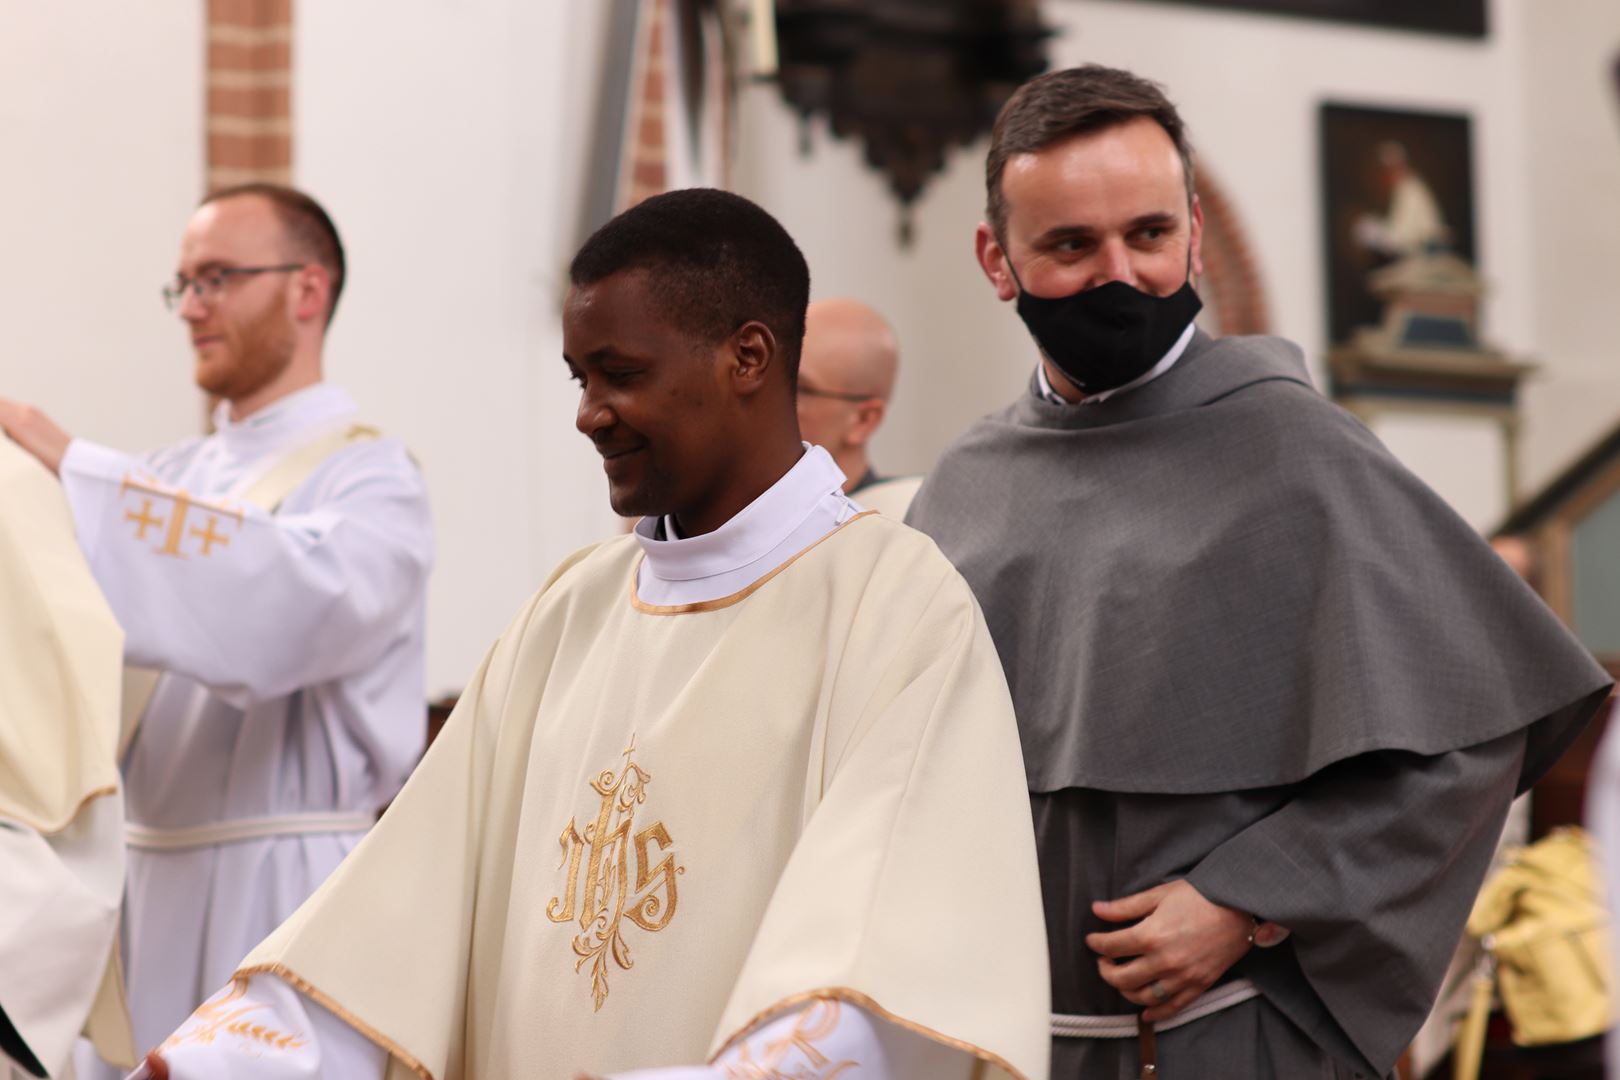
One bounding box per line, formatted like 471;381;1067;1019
0;183;433;1077
795;298;922;519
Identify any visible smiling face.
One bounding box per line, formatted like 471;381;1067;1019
564;268;756;530
977;116;1204;304
174;195;306;404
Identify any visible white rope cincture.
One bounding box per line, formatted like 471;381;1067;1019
126;811;376;851
1051;978;1261;1039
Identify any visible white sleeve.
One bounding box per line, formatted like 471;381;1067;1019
609;999;977;1080
127;975;386;1080
59;439;432;708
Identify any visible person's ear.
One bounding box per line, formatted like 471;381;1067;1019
292;264;331;325
846;398;885;448
730;321;777;397
975;223;1019;303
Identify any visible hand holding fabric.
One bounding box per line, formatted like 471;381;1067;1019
0;398;70;474
1086;879;1254;1022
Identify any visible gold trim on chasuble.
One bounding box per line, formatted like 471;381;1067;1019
547;736;684;1010
629;511;878;615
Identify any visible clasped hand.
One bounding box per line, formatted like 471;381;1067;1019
1086;879;1261;1023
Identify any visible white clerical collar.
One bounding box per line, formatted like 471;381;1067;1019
1035;321;1197;407
210;383;359;451
633;444;850;586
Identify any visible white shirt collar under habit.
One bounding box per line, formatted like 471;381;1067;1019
1034;320;1197;407
633;444;849;583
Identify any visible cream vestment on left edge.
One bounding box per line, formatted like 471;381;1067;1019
0;438;130;1079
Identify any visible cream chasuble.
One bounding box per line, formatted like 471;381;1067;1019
191;500;1047;1080
0;438;131;1079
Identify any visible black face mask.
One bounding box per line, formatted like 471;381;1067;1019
1013;272;1203;396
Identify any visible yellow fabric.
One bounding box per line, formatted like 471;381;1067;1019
0;438;123;835
1465;826;1612;1047
240;516;1049;1080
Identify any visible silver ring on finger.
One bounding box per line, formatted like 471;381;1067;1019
1149;981;1168;1005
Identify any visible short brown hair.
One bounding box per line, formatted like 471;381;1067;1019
202;183;347;325
985;65;1196;242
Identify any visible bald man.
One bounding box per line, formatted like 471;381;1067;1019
795;298;922;518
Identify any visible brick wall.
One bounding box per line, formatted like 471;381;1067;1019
1199;170;1271;337
618;0;670;211
206;0;293;191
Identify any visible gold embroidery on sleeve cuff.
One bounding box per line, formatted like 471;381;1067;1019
713;987;1028;1080
233;963;435;1080
723;998;859;1080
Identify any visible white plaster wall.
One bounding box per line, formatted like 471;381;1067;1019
733;0;1599;519
296;1;616;694
0;5;204;447
1516;0;1620;495
1368;411;1506;531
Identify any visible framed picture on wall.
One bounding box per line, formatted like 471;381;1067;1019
1319;102;1477;346
1110;0;1485;38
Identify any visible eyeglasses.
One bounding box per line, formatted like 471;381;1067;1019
161;264;305;311
798;380;879;403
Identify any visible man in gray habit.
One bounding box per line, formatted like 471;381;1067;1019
907;65;1613;1079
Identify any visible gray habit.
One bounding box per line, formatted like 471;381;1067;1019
907;331;1611;1079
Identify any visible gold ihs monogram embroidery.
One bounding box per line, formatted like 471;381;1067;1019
547;735;684;1010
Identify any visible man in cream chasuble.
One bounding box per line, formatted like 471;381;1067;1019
141;190;1049;1080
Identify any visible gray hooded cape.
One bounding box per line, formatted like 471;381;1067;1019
908;330;1610;1078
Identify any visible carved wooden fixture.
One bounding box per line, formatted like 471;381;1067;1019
770;0;1051;244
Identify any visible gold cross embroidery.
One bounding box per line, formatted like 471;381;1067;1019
120;474;244;559
124;499;164;540
190;514;232;556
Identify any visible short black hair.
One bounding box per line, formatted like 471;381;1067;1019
570;189;810;377
202;182;347;326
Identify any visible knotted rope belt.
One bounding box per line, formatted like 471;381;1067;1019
1050;977;1259;1038
1051;978;1261;1078
125;811;375;851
